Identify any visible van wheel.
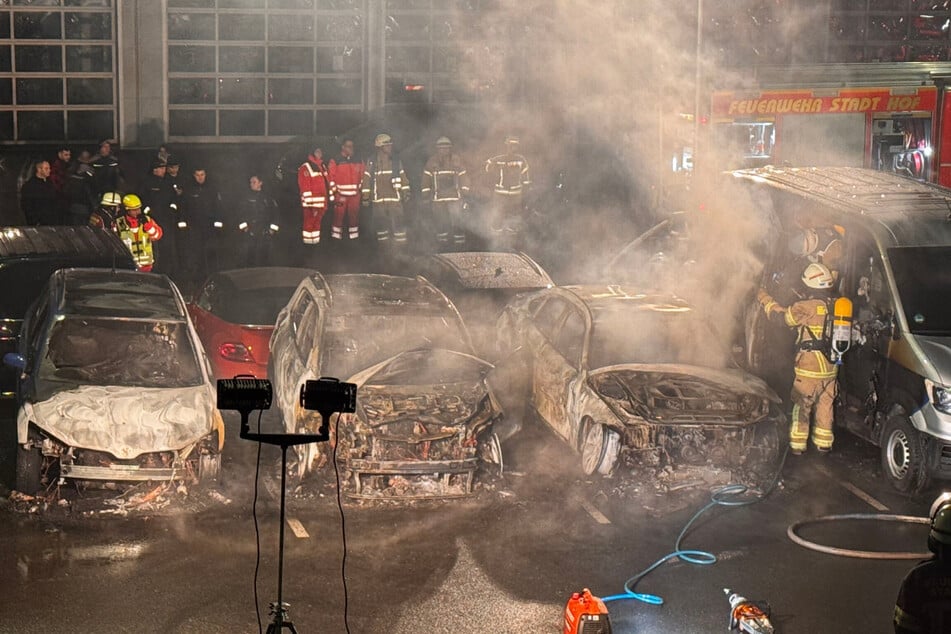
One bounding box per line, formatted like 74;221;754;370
579;419;619;477
16;444;42;495
881;413;930;495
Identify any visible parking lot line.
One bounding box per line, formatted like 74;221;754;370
581;499;611;524
287;518;310;539
816;464;889;512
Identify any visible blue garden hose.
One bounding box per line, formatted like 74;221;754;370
602;449;789;606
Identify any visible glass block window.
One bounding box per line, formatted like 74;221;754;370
166;0;366;140
384;0;513;104
0;2;116;143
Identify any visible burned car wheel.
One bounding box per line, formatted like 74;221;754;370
881;413;929;495
579;418;619;477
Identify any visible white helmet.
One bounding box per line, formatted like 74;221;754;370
374;133;392;147
802;262;834;290
436;136;452;147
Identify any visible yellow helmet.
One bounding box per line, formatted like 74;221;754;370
374;133;392;147
122;194;142;210
100;192;122;208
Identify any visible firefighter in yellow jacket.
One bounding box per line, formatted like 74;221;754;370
758;262;837;455
115;193;163;272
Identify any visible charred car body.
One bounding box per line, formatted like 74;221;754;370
5;269;224;494
268;273;502;499
497;285;783;476
413;251;553;358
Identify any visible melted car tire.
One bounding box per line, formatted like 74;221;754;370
881;413;930;495
580;419;619;477
15;443;42;495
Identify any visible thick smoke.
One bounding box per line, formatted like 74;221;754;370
446;1;777;353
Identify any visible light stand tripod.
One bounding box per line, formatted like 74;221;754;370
219;376;356;634
238;410;331;634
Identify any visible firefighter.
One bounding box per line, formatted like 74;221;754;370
757;262;838;455
89;191;123;231
298;145;332;246
115;194;163;272
788;225;846;273
328;138;364;241
237;174;280;267
421;136;470;249
894;492;951;633
362;133;410;248
484;135;531;247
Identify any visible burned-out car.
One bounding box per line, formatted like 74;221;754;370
496;285;783;476
4;269;224;495
413;251;553;358
268;273;502;499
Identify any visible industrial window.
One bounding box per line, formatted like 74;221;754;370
0;2;116;143
166;0;366;141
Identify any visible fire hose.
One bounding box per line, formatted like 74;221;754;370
786;513;931;559
601;447;791;606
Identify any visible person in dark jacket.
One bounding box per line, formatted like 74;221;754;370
20;160;59;225
141;159;179;278
90;138;122;196
182;166;223;281
64;151;97;225
237;174;280;267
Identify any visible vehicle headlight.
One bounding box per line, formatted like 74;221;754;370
930;382;951;415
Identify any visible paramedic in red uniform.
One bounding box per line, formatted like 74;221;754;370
297;146;331;246
328;138;363;241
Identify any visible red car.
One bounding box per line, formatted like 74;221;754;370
187;267;314;380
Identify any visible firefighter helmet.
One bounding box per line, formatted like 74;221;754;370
801;262;834;290
374;133;392;147
929;492;951;554
505;135;519;145
122;194;142;210
788;228;819;257
100;192;122;208
436;136;452;147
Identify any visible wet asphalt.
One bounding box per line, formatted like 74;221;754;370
0;407;939;634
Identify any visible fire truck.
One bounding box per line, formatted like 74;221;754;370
709;62;951;187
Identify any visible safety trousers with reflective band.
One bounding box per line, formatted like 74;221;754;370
332;195;360;239
374;201;406;244
789;374;836;451
301;205;325;244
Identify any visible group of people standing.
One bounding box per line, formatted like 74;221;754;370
16;132;533;290
295;133;532;255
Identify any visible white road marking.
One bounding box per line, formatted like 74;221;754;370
816;464;889;512
287;518;310;538
581;499;611;524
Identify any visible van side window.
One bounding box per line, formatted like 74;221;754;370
28;298;49;362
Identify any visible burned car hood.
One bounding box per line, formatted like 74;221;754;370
588;363;779;424
348;348;496;430
347;348;494;388
27;384;214;459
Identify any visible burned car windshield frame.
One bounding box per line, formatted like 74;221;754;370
588;307;730;370
36;316;204;390
888;246;951;336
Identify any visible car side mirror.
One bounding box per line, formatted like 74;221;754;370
3;352;26;370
